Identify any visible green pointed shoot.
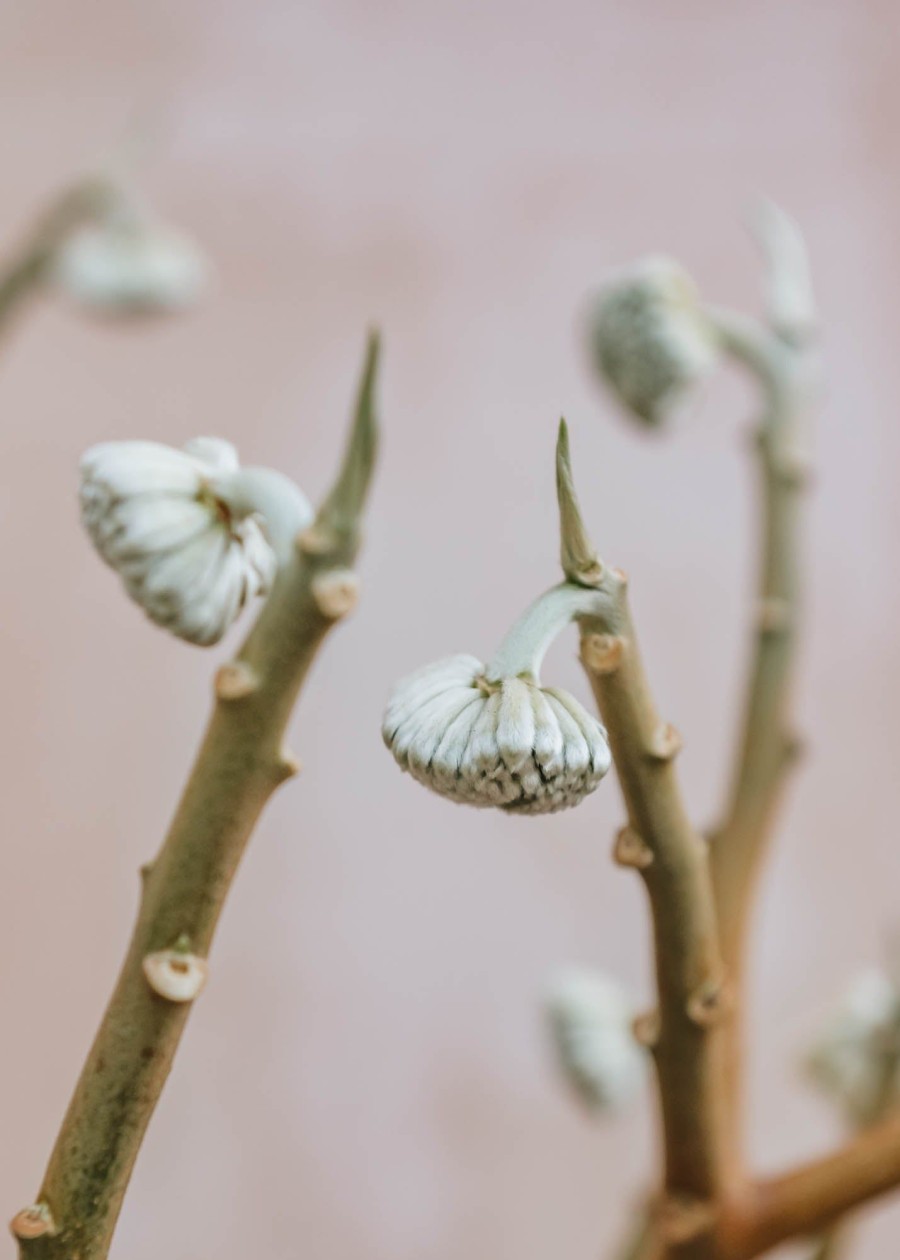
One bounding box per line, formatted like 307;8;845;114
556;419;603;588
316;329;380;546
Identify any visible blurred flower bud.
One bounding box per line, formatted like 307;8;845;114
589;257;719;426
80;437;311;645
805;969;900;1124
54;198;207;317
382;653;610;815
546;969;647;1112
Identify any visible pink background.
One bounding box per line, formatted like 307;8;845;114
2;2;899;1256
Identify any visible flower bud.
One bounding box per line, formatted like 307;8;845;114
589;256;719;426
80;438;280;645
805;969;900;1124
546;969;646;1112
382;654;610;815
54;200;207;317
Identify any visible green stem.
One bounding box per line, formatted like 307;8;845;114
13;335;379;1260
484;581;615;684
706;307;815;1169
0;178;112;337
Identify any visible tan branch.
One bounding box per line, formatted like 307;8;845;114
12;335;380;1260
722;1116;900;1258
558;424;729;1256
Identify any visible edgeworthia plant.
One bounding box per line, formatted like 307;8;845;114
10;334;380;1260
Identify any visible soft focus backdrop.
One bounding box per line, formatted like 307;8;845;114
2;2;898;1257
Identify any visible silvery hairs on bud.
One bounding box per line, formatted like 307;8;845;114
80;437;312;646
589;256;719;426
382;637;610;816
805;968;900;1125
546;969;647;1113
54;196;208;317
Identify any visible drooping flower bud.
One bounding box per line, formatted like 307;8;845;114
54;197;207;317
382;583;612;815
805;969;900;1125
589;256;719;426
545;969;647;1112
80;437;312;645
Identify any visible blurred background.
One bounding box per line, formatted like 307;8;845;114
1;1;898;1256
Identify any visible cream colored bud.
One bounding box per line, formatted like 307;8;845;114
80;438;312;645
142;949;208;1003
382;655;610;815
805;969;900;1123
590;256;719;426
545;969;647;1112
54;202;208;317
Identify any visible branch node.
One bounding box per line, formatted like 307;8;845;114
653;1192;718;1244
311;568;359;620
580;632;625;675
275;748;302;782
296;523;339;557
142;948;208;1004
774;454;813;489
647;721;683;763
757;596;792;634
632;1009;661;1050
612;566;629;589
9;1204;57;1241
214;661;259;701
613;825;655;870
687;976;734;1028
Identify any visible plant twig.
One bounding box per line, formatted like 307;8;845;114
721;1115;900;1258
12;334;380;1260
558;423;729;1256
705;296;817;1166
0;178;111;337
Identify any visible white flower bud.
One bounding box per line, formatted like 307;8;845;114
805;969;900;1124
80;437;312;645
546;969;647;1112
590;256;719;426
54;204;207;317
382;654;610;814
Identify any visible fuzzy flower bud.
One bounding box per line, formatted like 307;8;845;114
590;256;719;426
54;201;207;317
546;969;646;1112
80;437;312;645
805;969;900;1125
383;582;613;815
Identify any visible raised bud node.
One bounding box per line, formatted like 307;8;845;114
143;948;208;1004
757;596;791;634
687;977;733;1028
276;748;302;781
613;825;654;870
581;632;625;675
654;1193;717;1244
647;721;683;762
312;568;359;619
10;1204;56;1241
632;1009;661;1049
214;661;258;701
296;523;338;556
